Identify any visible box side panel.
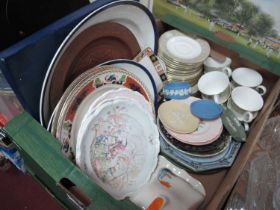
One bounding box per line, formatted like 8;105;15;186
207;78;280;210
0;0;118;120
4;112;140;210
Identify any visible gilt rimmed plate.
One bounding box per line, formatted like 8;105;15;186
40;0;158;126
159;30;210;64
54;66;153;158
76;99;159;200
99;59;157;104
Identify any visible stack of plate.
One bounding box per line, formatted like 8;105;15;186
48;64;160;200
158;30;210;86
39;0;159;127
157;97;241;172
50;63;158;157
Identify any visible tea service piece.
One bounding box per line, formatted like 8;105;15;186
204;56;232;76
129;156;206;210
231;67;266;95
158;100;200;134
76;99;159;200
198;71;231;104
229;86;264;122
158;30;209;87
159;30;210;64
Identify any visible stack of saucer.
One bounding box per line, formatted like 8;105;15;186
157;97;242;172
158;30;210;86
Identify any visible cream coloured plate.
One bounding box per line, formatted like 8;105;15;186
158;100;200;134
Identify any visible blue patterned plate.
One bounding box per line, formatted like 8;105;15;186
159;133;241;173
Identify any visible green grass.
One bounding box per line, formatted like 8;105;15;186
154;0;280;61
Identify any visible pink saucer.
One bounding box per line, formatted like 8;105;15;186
166;97;223;146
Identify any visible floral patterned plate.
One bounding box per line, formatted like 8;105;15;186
70;87;155;156
53;66;153;158
76;99;159;200
99;59;158;104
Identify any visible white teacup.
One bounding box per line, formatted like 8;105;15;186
198;71;231;104
204;57;232;77
231;67;266;96
228;87;264;123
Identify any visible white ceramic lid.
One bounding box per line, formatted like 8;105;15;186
232;67;263;87
231;86;264;112
198;71;229;95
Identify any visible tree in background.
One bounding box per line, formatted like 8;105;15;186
248;13;275;37
214;0;239;22
234;1;259;28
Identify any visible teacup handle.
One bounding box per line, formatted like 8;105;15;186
213;95;220;104
255;85;267;96
223;67;232;77
243;112;254;123
243;122;250;131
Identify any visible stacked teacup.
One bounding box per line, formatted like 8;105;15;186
228;68;265;129
199;57;266;130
